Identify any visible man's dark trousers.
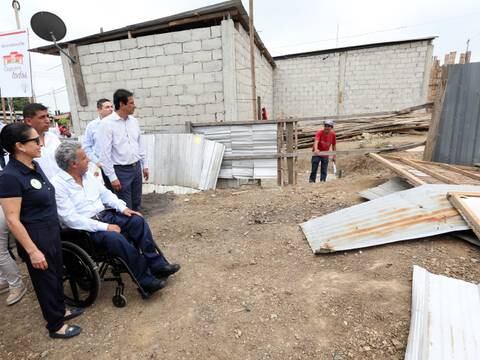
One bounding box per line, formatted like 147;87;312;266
309;156;329;182
90;211;169;287
113;162;143;211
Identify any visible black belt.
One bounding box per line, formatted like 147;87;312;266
114;161;138;168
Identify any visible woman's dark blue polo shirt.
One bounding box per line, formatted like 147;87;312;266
0;157;58;225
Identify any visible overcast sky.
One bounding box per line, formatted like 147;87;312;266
1;0;479;113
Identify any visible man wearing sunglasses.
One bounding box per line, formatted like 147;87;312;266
309;120;336;183
23;103;61;180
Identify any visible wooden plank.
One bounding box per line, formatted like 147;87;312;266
369;153;426;186
424;66;448;161
286;122;294;185
67;44;88;107
416;161;480;182
448;192;480;239
277;122;282;186
387;156;460;184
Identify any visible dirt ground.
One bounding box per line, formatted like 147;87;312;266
1;133;480;360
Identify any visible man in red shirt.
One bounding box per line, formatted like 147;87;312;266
309;120;336;183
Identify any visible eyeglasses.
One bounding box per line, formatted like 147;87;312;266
20;137;41;145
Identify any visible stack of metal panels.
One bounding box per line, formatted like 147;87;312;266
194;123;277;179
143;133;224;193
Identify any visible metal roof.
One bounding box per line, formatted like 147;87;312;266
300;184;480;254
358;177;412;201
273;36;436;61
29;0;276;67
405;266;480;360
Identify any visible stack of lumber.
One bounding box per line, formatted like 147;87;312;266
297;111;431;149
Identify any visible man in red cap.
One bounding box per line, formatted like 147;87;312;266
309;120;336;183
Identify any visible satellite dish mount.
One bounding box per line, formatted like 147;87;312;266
30;11;76;63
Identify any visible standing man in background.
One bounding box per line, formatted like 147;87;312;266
23;103;61;179
97;89;148;211
82;98;114;188
309;120;336;183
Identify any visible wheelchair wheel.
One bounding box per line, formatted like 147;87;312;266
112;294;127;308
62;241;101;307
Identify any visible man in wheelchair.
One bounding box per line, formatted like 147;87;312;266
51;141;180;295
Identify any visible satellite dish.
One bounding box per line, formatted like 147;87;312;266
31;11;66;42
30;11;75;63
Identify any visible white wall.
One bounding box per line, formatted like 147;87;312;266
65;26;225;133
273;40;433;118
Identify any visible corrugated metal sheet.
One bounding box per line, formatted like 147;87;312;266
300;184;480;253
433;62;480;165
405;265;480;360
194;123;277;179
358;177;412;200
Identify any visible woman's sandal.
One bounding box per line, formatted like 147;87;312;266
49;325;82;339
64;307;85;321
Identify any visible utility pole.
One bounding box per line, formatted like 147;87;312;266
52;88;58;113
249;0;257;120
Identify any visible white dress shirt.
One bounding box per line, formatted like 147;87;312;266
51;170;127;232
82;117;101;164
97;112;147;182
36;131;61;179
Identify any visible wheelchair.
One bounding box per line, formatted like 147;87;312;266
60;229;162;308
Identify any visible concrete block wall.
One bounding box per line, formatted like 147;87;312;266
273;40;433;118
66;26;225;134
234;25;274;121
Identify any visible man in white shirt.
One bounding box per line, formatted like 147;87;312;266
23;103;61;179
97;89;148;211
82;99;113;187
51;141;180;295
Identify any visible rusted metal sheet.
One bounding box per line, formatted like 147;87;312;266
405;266;480;360
300;184;480;253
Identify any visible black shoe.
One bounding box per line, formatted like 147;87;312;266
142;278;167;294
49;325;82;339
63;307;85;321
154;263;181;278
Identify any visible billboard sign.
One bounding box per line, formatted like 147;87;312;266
0;29;32;97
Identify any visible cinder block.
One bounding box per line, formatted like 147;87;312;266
183;41;202;53
179;95;197;105
183;62;202;73
91;63;108;73
164;64;183;75
154;33;173;45
131;68;148;78
202;38;222;50
144;97;161;107
97;52;114;63
105;41;121;52
157;75;176;86
138;57;156;68
130;47;147;59
142;78;158;88
210;26;221;38
114;51;130;61
137;35;155;48
116;71;132;81
147;47;165;57
172;30;192;43
148;67;165;77
206;103;224;114
77;45;90;56
153;107;170;117
101;72;116;81
82;65;92;75
164;43;182;55
193;51;212;62
186;104;205;116
156;55;175;66
138;107;154;116
168;105;187;116
173;53;193;64
186;84;204;95
151;87;168;97
81;54;98;66
162;96;179;106
192;27;211;41
212;49;222;60
203;60;222;72
176;73;194;85
195;72;216;83
167;85;184;96
84;74;100;84
133;88;151;98
89;43;105;54
120;38;137;50
123;59;139;70
197;94;215;104
126;79;142;89
107;61;123;71
204;82;222;92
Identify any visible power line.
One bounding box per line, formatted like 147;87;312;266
35;87;66;98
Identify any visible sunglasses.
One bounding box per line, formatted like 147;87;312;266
20;137;41;145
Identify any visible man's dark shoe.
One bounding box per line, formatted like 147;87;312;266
142;278;167;294
155;263;181;278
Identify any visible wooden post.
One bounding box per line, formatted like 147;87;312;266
294;121;298;185
257;96;261;120
249;0;257;121
1;98;7;123
277;122;282;186
424;65;449;161
286;122;294;185
67;44;88;107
